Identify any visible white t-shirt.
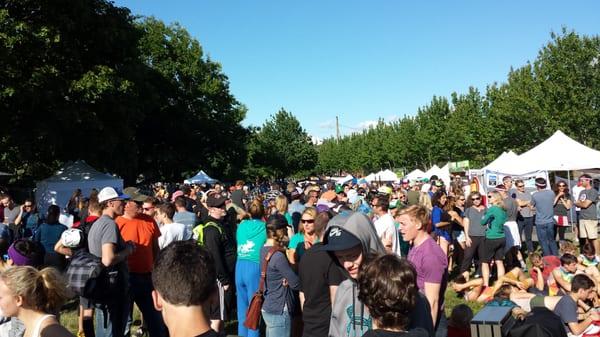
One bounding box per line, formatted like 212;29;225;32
158;222;191;249
374;213;401;256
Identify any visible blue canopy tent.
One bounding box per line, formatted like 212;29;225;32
184;170;218;184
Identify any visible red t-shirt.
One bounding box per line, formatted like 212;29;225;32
116;214;160;273
530;255;561;283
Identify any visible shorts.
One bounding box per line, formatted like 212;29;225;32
482;238;506;263
579;219;598;239
529;295;545;309
433;228;452;243
456;231;466;243
504;221;521;249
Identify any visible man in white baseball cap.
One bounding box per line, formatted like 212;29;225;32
88;187;135;337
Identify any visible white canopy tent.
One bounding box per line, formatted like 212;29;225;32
492;131;600;175
405;169;426;181
35;160;123;216
481;151;519;172
184;170;218;185
335;174;354;185
424;164;451;187
364;173;377;182
374;169;399;182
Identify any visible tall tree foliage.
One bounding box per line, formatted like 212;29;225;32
0;0;247;184
246;109;317;179
318;29;600;175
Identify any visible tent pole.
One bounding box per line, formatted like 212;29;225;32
568;170;574;228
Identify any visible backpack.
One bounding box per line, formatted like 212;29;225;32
192;221;222;246
65;217;125;301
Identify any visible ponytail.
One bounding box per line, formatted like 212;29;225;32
39;267;73;313
1;266;73;314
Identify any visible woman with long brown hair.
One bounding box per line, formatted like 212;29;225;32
260;214;300;337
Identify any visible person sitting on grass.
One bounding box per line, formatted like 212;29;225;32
151;240;219;337
357;254;428;337
549;253;579;296
529;252;561;295
451;267;534;303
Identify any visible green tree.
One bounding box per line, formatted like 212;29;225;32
247;109;317;179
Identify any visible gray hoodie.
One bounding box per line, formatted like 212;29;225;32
325;211;384;337
325;211;434;337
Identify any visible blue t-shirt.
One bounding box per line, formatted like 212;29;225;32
531;190;555;225
33;222;67;254
173;211;197;231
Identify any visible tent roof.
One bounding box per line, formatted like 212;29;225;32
184;170;217;184
482;151;519;172
374;169;399;182
494;131;600;174
405;169;426;180
335;174;354;185
40;160;117;183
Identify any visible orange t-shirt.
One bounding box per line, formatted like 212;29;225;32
116;214;161;273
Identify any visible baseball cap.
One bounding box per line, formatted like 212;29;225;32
206;193;226;208
335;185;344;194
98;187;129;203
123;187;148;202
321;227;361;252
61;228;83;248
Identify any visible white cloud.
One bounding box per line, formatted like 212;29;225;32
319;120;336;129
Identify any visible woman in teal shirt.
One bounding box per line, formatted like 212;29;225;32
235;199;267;337
480;191;507;288
286;207;318;266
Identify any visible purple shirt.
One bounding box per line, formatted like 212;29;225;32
408;236;448;308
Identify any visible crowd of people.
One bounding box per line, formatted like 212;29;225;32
0;172;598;337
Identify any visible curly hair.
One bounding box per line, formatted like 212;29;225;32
357;254;418;330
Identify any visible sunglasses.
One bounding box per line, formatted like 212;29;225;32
487;195;493;199
471;197;480;201
517;185;524;188
301;219;315;224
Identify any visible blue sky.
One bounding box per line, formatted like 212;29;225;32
113;1;599;140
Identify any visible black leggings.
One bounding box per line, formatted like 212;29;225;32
459;236;485;275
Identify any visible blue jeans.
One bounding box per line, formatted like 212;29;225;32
236;260;261;337
125;273;166;337
262;310;291;337
536;222;558;256
517;216;534;253
95;297;128;337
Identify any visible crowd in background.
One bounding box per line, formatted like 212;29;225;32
0;172;599;337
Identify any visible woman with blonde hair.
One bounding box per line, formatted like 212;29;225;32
480;191;507;288
418;192;432;211
0;266;74;337
287;207;318;265
275;195;294;238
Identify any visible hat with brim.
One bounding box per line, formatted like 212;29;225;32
123;187;149;202
98;187;130;203
321;227;361;252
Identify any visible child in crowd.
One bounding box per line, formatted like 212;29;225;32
357;254;428;337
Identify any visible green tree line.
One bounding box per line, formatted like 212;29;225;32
317;29;600;175
1;0;248;184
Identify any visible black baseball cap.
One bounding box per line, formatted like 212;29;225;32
321;227;361;252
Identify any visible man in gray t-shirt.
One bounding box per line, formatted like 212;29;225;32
531;178;558;256
515;180;535;253
575;174;599;253
91;187;134;337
